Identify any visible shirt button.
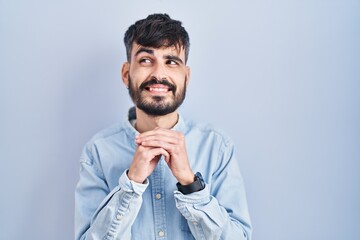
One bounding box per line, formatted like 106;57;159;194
116;214;123;220
155;193;162;199
158;230;165;237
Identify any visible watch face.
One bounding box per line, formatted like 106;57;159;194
194;172;205;190
195;172;204;183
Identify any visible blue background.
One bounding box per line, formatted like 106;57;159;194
1;0;359;239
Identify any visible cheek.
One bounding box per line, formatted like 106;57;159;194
129;70;147;85
173;72;187;86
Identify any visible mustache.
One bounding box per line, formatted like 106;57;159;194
139;78;176;92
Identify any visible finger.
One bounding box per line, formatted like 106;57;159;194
137;128;178;139
139;135;179;146
141;140;175;154
162;149;170;164
141;136;186;156
137;131;184;145
147;147;170;162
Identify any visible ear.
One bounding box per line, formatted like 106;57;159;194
121;62;130;87
185;66;191;87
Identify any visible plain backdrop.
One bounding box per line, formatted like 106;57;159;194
1;0;359;239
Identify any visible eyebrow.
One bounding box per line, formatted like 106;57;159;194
134;47;154;56
165;55;183;65
134;47;184;65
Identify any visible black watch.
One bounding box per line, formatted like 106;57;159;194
176;172;205;195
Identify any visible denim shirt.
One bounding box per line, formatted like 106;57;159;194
75;114;252;240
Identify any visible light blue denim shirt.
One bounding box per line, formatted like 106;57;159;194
75;114;252;240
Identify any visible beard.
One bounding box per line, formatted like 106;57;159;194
128;76;187;117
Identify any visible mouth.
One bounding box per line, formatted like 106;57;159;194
145;84;171;94
140;78;176;95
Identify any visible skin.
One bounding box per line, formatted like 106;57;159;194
121;43;194;185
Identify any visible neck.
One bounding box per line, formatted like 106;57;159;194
135;108;179;133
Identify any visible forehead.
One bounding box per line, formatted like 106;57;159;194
131;43;186;59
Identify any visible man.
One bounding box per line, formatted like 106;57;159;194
75;13;252;240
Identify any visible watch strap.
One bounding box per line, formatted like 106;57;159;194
176;172;205;195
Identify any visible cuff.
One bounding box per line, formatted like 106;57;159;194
174;184;210;204
119;169;149;196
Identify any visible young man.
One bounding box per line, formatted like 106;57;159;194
75;14;252;240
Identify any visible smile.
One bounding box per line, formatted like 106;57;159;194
148;87;168;92
145;84;171;94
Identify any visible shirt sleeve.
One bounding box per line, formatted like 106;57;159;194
174;137;252;240
75;142;148;240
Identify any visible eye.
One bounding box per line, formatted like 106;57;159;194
166;60;178;65
139;58;151;64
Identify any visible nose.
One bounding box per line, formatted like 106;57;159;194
151;62;168;80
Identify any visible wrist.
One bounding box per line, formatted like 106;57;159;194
176;172;205;195
127;170;146;184
177;172;195;185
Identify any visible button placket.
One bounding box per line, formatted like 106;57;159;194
151;159;167;239
158;230;165;237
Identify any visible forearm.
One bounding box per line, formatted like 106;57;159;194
174;185;251;240
76;170;148;240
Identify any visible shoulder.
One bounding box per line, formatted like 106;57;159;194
80;121;131;164
83;121;131;152
90;122;129;143
183;119;233;147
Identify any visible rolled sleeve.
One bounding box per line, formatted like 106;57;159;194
118;169;149;195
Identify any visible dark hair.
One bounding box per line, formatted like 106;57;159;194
124;13;190;63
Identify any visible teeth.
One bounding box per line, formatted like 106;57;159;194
149;87;168;92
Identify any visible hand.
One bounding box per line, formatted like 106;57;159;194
136;128;194;185
127;144;170;184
